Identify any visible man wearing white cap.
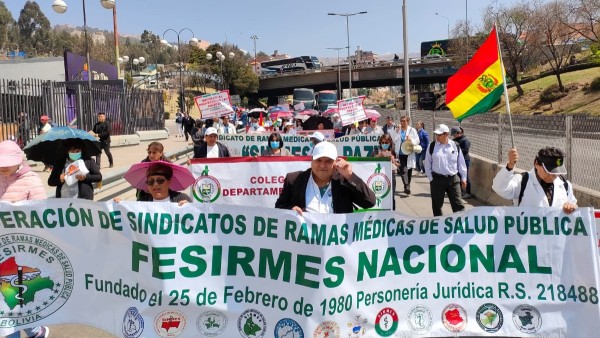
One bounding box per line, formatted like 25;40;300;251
275;142;375;214
492;147;577;213
423;124;468;216
192;127;231;158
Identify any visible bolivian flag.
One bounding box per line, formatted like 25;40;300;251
446;26;504;121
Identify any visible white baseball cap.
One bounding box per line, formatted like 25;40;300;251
308;131;325;142
434;124;450;135
205;127;218;135
312;141;337;161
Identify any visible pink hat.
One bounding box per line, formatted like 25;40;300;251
0;141;24;167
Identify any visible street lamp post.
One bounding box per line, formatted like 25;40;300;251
402;0;411;121
435;12;450;39
250;35;259;74
120;56;145;80
99;0;119;78
326;47;345;100
161;29;198;114
206;51;235;90
53;0;112;126
328;11;367;99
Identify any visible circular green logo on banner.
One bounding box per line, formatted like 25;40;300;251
375;307;398;336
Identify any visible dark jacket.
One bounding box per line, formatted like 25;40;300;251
92;121;112;143
139;190;192;203
48;158;102;200
453;135;471;161
191;127;205;147
275;168;376;213
181;116;195;132
193;142;230;158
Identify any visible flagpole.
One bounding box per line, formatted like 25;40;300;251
494;23;515;149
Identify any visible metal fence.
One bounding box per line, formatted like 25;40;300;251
0;78;165;145
411;110;600;192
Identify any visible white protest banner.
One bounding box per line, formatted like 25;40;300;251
189;156;393;209
194;90;234;119
338;96;367;126
1;202;599;337
217;133;380;157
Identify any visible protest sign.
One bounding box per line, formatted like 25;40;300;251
216;133;380;157
338;96;367;126
189;156;393;210
194;90;234;119
0;202;598;337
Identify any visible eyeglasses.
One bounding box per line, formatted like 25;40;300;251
146;178;167;186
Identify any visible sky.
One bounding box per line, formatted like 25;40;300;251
5;0;523;58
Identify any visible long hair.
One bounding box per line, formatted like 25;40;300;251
378;133;395;154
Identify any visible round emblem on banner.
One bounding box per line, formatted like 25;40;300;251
441;303;467;333
0;234;73;329
407;305;433;335
274;318;304;338
196;310;227;336
192;174;221;203
313;321;340;338
154;310;187;337
476;303;503;333
122;307;144;338
237;309;266;338
512;304;542;334
375;307;398;336
367;172;392;200
347;314;368;337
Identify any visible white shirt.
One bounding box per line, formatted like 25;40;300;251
424;140;467;181
304;174;333;213
206;145;219;158
219;123;236;134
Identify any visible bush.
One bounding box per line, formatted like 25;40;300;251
539;84;567;103
164;112;171;120
591;77;600;91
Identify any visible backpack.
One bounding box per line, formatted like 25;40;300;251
518;172;569;206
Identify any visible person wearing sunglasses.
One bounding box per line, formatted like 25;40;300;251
492;146;577;214
136;142;171;201
138;163;191;204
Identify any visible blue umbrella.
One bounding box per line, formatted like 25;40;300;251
24;126;101;163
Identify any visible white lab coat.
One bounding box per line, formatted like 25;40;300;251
388;126;419;168
219;124;237;134
492;167;577;207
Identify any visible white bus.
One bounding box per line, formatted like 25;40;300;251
261;56;321;74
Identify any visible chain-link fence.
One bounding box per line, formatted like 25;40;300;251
410;110;600;192
0;78;165;146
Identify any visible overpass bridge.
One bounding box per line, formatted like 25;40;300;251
258;59;459;97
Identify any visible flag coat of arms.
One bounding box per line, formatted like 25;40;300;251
446;26;504;121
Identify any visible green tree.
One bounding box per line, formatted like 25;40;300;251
0;1;17;50
17;1;51;56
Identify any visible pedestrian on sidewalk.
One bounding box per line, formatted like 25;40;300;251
91;112;113;168
423;124;467;216
191;120;205;150
451;126;472;198
37;115;56;172
416;121;430;174
389;115;419;195
492;147;577;213
175;108;184;137
0;141;49;338
181;112;195;141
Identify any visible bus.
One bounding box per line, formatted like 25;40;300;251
293;88;316;110
316;90;337;112
261;56;322;73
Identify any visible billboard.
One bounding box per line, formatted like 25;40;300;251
63;51;118;81
420;39;450;57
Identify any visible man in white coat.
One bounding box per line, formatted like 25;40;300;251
388;115;419;194
218;115;236;135
492;147;577;214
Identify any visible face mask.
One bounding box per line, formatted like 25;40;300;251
381;144;390;150
270;141;280;149
252;123;258;128
68;152;82;161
